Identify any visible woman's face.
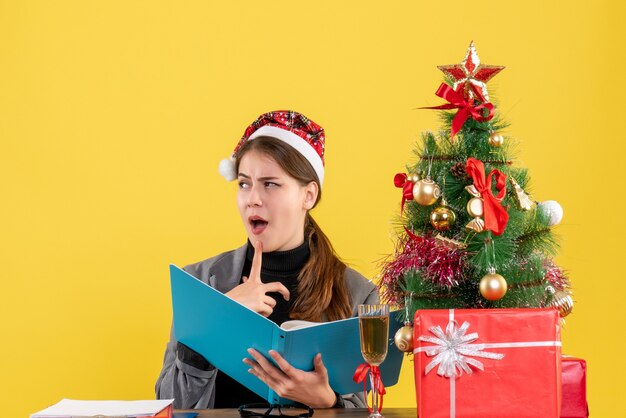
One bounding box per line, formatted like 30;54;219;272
237;150;318;252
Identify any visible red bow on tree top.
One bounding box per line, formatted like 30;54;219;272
422;83;495;140
466;157;509;236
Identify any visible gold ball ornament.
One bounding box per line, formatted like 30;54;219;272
394;325;414;353
407;173;420;184
547;286;574;317
488;132;504;147
430;206;456;231
466;197;484;218
413;178;441;206
479;270;508;301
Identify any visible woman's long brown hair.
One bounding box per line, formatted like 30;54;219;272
235;136;352;322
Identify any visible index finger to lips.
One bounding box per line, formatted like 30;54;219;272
249;240;263;282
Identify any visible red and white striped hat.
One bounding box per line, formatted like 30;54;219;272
219;110;326;186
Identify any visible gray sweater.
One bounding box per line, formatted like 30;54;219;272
155;244;379;409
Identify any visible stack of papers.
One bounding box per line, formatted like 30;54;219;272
30;399;174;418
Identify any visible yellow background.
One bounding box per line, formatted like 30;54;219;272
1;1;623;416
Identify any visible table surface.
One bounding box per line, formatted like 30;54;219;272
177;408;416;418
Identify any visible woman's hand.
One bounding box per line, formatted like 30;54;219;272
243;348;336;408
225;241;290;317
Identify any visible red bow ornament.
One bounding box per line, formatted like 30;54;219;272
394;173;417;214
464;157;509;236
422;83;495;140
353;363;386;413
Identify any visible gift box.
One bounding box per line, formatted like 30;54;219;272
561;356;588;418
414;308;562;418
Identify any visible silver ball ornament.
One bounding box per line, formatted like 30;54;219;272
538;200;563;226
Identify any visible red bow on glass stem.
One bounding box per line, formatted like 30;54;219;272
466;157;509;236
353;363;386;413
422;83;495;140
394;173;415;214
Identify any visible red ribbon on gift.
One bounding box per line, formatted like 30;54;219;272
353;363;386;413
422;83;495;139
394;173;415;214
466;157;509;236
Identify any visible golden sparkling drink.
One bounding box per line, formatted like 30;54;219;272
359;315;389;366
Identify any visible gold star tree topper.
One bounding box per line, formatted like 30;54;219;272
438;41;505;102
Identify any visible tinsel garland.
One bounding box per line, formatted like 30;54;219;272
543;260;570;291
380;235;469;305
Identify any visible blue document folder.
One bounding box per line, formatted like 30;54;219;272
169;264;404;405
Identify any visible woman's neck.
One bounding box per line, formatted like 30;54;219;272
245;239;310;273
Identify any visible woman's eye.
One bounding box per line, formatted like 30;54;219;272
265;182;279;188
238;181;249;189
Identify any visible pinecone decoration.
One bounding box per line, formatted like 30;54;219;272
450;161;469;180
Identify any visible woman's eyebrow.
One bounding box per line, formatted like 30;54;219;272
237;173;280;181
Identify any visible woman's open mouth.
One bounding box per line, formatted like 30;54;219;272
248;216;269;235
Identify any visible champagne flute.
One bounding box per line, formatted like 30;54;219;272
358;304;389;418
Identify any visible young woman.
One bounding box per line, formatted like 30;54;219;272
155;111;378;409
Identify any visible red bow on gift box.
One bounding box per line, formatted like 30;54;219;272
466;157;509;236
422;83;495;140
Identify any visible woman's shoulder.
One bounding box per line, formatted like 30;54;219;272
343;266;379;308
183;244;247;284
343;266;373;287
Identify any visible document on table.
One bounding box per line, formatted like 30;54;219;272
30;399;174;417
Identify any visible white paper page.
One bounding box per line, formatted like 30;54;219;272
279;319;318;330
30;399;174;418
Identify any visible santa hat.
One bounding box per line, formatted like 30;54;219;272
219;110;326;186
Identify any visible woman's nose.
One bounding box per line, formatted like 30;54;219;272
247;185;263;207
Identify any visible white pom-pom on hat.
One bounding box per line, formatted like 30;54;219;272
218;157;237;181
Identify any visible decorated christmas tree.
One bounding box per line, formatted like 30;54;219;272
380;42;573;350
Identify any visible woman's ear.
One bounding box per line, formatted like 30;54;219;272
303;181;319;210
